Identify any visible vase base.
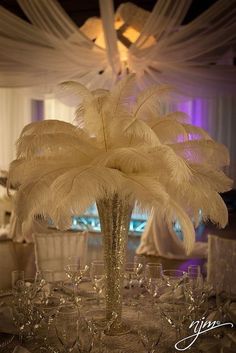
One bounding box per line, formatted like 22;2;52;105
105;320;131;336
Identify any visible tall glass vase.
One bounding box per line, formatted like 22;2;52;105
96;193;133;334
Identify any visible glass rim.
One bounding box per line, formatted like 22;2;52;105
162;269;186;277
146;262;162;267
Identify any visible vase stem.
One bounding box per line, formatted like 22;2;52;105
97;193;133;334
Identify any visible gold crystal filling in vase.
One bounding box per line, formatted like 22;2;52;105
96;193;133;334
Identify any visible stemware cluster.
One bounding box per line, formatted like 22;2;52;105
10;259;218;353
11;257;90;350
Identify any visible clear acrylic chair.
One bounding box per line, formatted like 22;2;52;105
34;231;88;280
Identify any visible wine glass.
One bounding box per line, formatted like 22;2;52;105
185;265;204;318
145;263;163;299
36;270;55;298
84;308;118;352
135;310;162;353
159;301;188;341
90;261;105;305
12;270;25;294
12;279;42;342
55;304;80;353
187;265;203;290
64;257;89;302
30;295;61;351
134;255;146;285
124;262;138;289
162;270;186;297
77;315;94;353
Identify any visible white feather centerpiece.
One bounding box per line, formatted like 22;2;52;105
8;74;232;333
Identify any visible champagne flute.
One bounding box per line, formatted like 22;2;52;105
55;304;79;353
90;261;105;305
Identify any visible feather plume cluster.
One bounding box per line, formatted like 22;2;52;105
9;74;232;254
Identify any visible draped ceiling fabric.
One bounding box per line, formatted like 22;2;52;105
0;0;235;94
0;0;235;172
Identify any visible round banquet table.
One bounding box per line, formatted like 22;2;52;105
0;279;235;353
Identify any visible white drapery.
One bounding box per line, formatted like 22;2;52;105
0;0;234;95
44;95;75;123
176;95;236;184
0;88;31;171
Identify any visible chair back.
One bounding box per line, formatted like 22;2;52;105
34;231;88;273
0;240;18;289
207;234;236;294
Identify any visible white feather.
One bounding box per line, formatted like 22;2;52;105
170;140;230;167
91;147;158;174
108;74;136;117
189;164;233;193
122;174;170;211
9;76;231;253
151;145;192;184
150;119;188;144
146;111;190;125
162;199;195;255
19;120;78;138
131;85;172;122
50;166;125;228
16;133;98;159
60;81;93;102
116;118;161;147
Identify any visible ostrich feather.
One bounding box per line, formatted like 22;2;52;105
19;120;78;138
9;157;81;188
16;132;97;159
14;172;58;224
91;147;157;174
161;111;190;123
150;119;188;144
151;145;192;184
204;192;228;227
92;89;109;96
60;81;93;102
117;118;161;147
146;111;190;128
182;124;211;140
123;174;169;211
108;74;136;117
167;179;228;228
130;85;172;122
150;120;211;144
170;140;230;167
9;75;232;253
189;164;233;192
75;95;113;149
50;166;125;228
162;199;195;254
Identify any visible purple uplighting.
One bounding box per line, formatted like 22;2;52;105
176;98;210;131
177;258;206;275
